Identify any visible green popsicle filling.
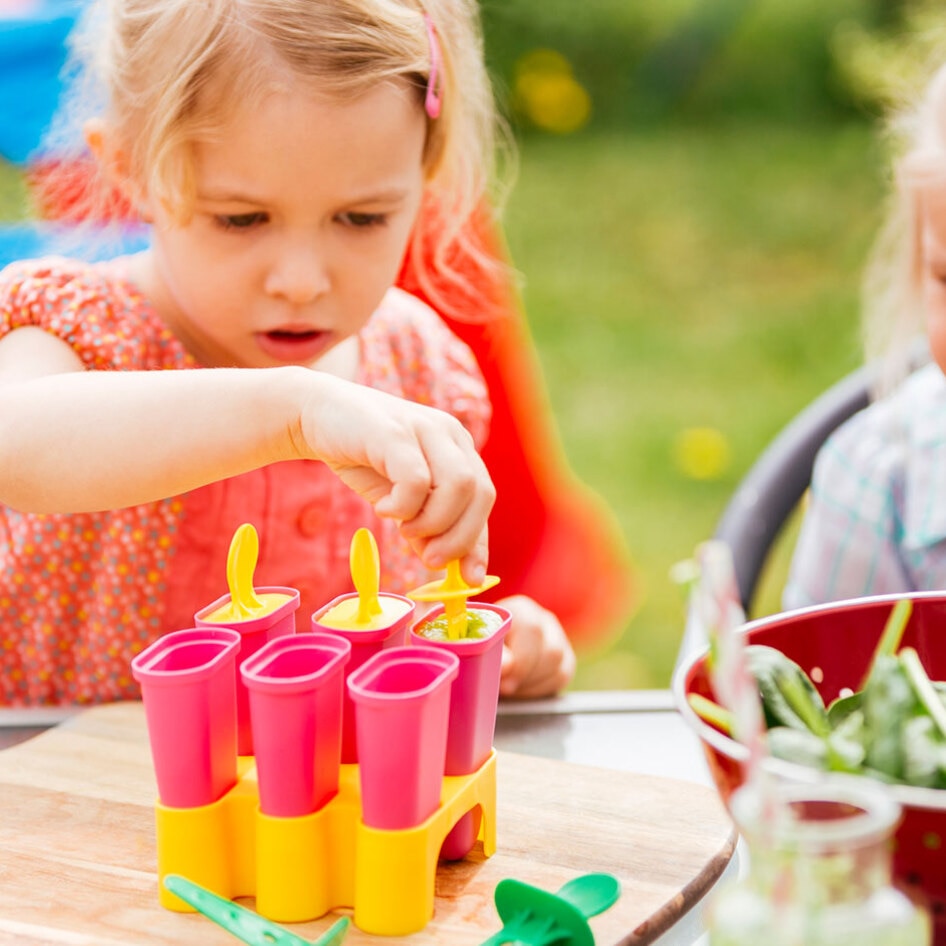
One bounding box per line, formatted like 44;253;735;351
416;607;503;641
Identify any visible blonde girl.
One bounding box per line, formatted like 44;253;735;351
784;58;946;609
0;0;576;704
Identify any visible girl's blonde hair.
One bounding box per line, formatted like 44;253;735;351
45;0;514;318
863;57;946;394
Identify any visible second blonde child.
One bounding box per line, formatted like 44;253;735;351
785;61;946;608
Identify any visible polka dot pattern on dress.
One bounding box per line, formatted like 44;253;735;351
0;258;193;703
0;267;490;705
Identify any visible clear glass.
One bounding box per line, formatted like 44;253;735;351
707;779;931;946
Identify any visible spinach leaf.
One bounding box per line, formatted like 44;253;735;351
901;715;946;789
745;644;828;735
861;654;917;780
826;709;866;773
766;726;828;770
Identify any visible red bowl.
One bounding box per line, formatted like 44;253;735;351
672;591;946;942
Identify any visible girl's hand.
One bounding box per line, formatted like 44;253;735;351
297;373;495;584
497;595;576;698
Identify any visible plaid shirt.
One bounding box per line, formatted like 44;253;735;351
784;362;946;610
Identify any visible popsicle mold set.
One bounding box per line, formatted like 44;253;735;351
130;524;511;937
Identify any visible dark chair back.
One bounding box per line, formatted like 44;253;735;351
674;342;930;672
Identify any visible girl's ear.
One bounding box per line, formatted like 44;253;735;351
83;118;154;222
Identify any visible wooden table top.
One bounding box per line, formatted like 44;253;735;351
0;702;735;945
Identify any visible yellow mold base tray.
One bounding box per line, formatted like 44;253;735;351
155;751;497;936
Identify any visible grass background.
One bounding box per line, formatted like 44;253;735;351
503;122;884;689
477;0;902;689
0;0;910;690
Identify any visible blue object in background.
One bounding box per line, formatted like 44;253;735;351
0;2;146;271
0;1;84;164
0;221;151;268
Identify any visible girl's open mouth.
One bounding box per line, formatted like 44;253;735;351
255;328;333;363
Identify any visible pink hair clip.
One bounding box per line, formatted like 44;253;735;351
424;14;442;119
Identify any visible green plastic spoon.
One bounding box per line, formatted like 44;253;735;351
162;874;349;946
478;872;621;946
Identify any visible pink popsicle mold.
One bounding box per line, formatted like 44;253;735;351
241;633;351;817
195;585;300;755
346;644;459;830
411;602;511;858
310;592;415;763
132;627;241;808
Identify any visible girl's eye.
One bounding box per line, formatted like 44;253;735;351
216;212;268;230
338;212;386;228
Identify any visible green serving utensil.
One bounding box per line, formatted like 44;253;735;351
162;875;349;946
479;872;621;946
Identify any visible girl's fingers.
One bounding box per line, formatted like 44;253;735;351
457;530;491;588
501;646;573;698
369;445;434;521
409;525;490;588
509;648;577;699
308;382;494;569
408;482;494;566
396;425;495;565
497;596;576;698
333;426;493;570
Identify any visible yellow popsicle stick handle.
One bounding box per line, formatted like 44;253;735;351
442;561;468;640
226;523;264;619
350;528;384;624
443;559;468;594
406;561;501;640
444;598;467;640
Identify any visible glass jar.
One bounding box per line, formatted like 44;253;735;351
707;778;931;946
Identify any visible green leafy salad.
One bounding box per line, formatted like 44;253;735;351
690;600;946;789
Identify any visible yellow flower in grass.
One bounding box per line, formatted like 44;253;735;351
513;48;591;134
673;426;731;481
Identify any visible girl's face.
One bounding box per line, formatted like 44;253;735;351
921;185;946;375
135;80;428;370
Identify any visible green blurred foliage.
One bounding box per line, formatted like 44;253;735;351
501;123;884;689
831;0;946;114
481;0;908;130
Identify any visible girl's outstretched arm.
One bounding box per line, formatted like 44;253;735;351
0;326;494;582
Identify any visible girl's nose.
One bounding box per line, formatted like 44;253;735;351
264;239;331;304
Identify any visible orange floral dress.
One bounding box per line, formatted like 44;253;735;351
0;257;489;704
